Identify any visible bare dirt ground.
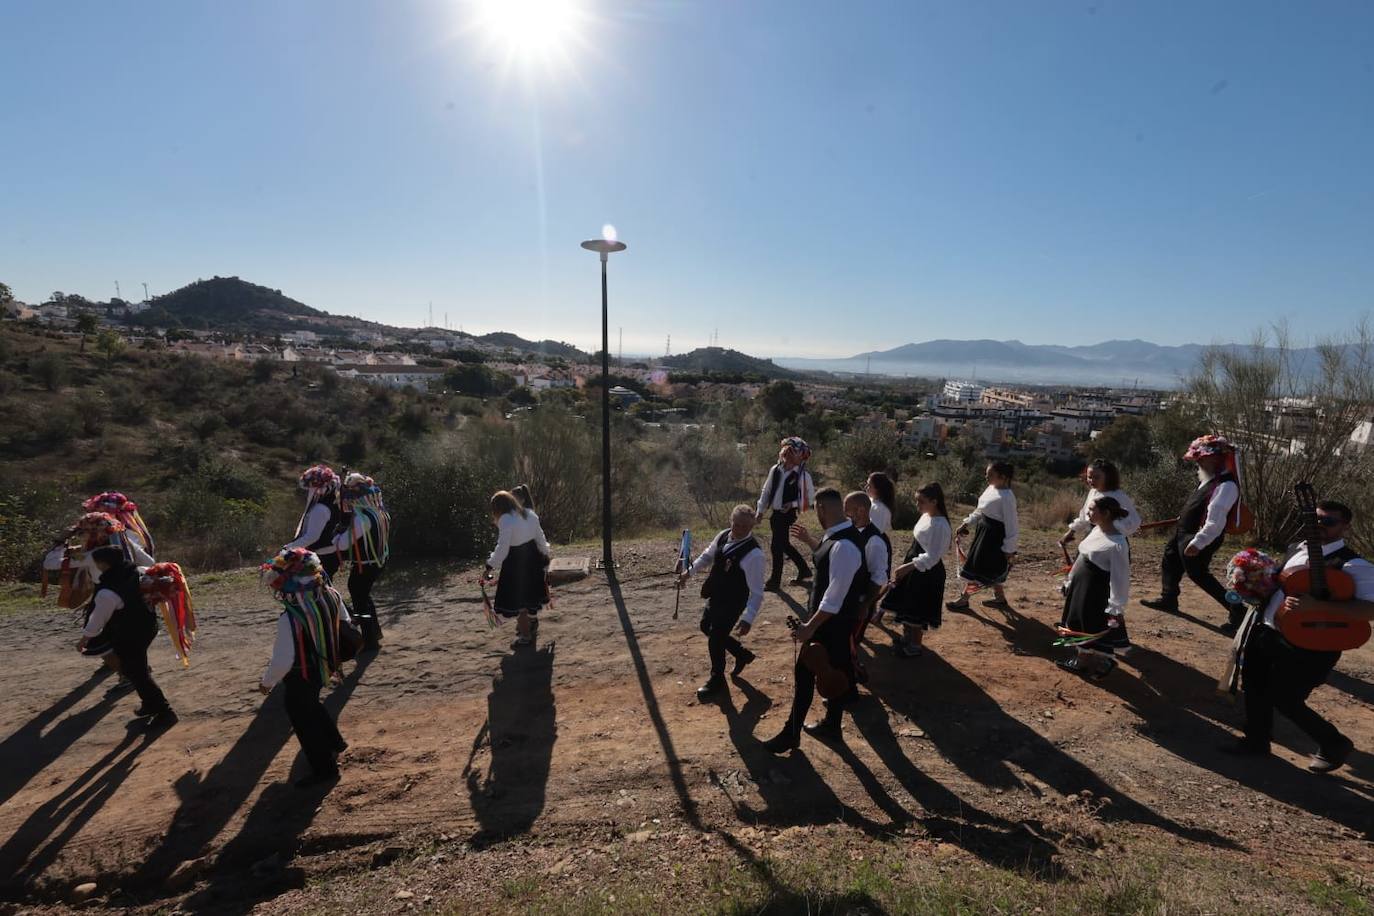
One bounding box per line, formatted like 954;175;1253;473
1;529;1371;914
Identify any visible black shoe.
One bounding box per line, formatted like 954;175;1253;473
133;705;151;717
294;768;340;789
144;709;178;731
802;719;843;744
854;662;869;685
1219;738;1270;757
1218;621;1240;638
761;727;800;755
731;649;756;677
1141;597;1179;613
1309;737;1355;774
696;676;726;701
333;738;349;754
790;574;813;586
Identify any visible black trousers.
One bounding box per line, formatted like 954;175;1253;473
283;672;345;776
320;551;341;582
700;602;747;678
1160;535;1241;622
767;509;811;584
112;631;169;714
787;613;854;733
1242;626;1345;751
347;564;384;645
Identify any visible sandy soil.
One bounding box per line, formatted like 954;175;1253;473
0;530;1371;913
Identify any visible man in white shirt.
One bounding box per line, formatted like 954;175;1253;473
761;488;868;752
1225;499;1372;774
845;491;890;683
678;505;766;700
755;438;816;589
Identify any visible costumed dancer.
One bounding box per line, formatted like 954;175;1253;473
78;546;177;729
286;465;344;581
82;491;156;558
678;504;766;700
762;488;868;752
947;462;1019;612
846;491;889;683
1055;497;1132;679
1141;435;1249;634
484;489;551;648
333;472;391;651
883;483;952;658
755;437;816;589
1059;460;1140;548
259;547;350;788
72;512;155;679
864;472;895;535
1224;500;1371;773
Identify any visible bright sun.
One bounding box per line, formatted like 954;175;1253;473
473;0;584;60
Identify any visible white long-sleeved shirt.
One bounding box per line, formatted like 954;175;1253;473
72;539;155;584
815;521;863;616
909;514;952;573
688;530;766;623
869;500;892;535
1261;539;1374;629
755;464;815;516
1187;471;1239;552
285;503;338;556
1068;488;1141;539
83;588;126;638
963;486;1019;555
487;510;551;569
261;602;355;689
1072;528;1131;616
333;510;380;557
862;525;889;587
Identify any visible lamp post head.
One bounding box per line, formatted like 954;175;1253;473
581;238;627;261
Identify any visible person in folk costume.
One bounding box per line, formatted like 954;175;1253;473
677;504;766;701
1055;497;1133;679
1059;460;1140;549
845;491;889;685
762;488;869;752
72;512;156;679
1224;500;1373;773
259;548;351;788
78;546;177;729
81;491;156;558
286;465;344;581
755;436;816;589
333;472;391;651
1141;435;1249;635
883;483;952;658
484;488;551;648
864;472;896;536
947;462;1020;612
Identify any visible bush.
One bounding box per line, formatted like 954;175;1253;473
30;352;66;391
677;429;748;528
830;427;902;493
1131;452;1197;529
382;442;504;559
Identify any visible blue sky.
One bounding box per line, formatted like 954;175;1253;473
2;0;1372;358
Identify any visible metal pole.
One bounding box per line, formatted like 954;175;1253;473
600;253;613;568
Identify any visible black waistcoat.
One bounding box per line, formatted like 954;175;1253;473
703;530;762;614
765;465;801;510
297;498;342;554
96;563;154;646
808;526;869;621
1177;472;1236;537
860;524;892;580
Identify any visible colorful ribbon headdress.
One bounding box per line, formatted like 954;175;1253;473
261;547;345;683
299;464;340;497
780;436;812;510
1183;435;1244;529
75;512;126;550
340;472;391;570
143;563;196;667
82;491;154;555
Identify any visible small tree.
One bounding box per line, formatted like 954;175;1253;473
1088;415;1154;468
76;313;98;352
95;328;126;367
759;380;804;422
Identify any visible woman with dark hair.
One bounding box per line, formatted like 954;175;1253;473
882;483;951;657
1056;496;1132;678
864;472;896;535
1060;460;1140;549
949;462;1019;611
485;489;551;647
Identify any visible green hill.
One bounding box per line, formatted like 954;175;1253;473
660;346;798;379
134;276;326;332
475;332;586;360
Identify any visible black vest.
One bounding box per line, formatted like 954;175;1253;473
298;498;342;554
95;563;154;645
808;525;869;621
860;524;891;580
765;465;801;510
703;530;762;614
1177;472;1236;537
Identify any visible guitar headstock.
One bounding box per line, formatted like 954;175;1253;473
1294;482;1317;515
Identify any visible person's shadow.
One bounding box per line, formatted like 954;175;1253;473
463;641;557;847
0;668;117;808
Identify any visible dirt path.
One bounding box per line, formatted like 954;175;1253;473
1;533;1371;912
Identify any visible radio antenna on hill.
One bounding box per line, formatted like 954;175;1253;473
114;280;121;300
142;282;149;301
665;334;671;357
428;301;433;328
618;327;623;366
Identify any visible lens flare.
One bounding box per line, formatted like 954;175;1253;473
602;224;618;241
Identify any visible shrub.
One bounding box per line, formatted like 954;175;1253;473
30;352;66;391
830;426;903;493
381;442;504;559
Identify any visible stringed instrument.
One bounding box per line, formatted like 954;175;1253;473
786;615;850;699
1275;483;1371;652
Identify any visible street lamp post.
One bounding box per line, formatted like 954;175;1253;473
580;228;627;570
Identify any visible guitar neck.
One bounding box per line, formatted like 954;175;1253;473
1303;519;1329;600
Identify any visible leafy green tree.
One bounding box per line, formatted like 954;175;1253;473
75;312;98;352
1088;415;1154;468
0;281;13;307
760;380;804;422
95;328;126;367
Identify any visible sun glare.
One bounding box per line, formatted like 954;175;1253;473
474;0;584;60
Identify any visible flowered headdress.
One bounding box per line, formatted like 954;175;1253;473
1182;434;1235;462
75;512;127;551
1225;548;1281;606
82;491;155;556
142;563;196;667
261;547;346;683
299;465;340;497
779;436;813;510
340;472;391;569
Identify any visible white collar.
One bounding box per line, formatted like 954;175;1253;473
1299;539;1346;555
823;520;854;538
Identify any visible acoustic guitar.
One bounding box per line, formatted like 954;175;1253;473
1275;483;1371;651
785;615;850;699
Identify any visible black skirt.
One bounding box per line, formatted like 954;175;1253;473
1060;555;1129;652
882;544;946;630
959;516;1009;586
494;540;549;616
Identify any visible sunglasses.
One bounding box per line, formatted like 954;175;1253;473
1316;516;1343;528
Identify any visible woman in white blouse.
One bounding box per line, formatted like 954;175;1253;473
882;483;952;657
1059;460;1140;548
1056;496;1132;679
484;487;551;648
948;462;1019;611
865;472;895;535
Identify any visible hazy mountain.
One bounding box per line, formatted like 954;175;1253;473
660;346;799;379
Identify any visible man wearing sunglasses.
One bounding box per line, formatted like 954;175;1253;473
1227;500;1374;773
